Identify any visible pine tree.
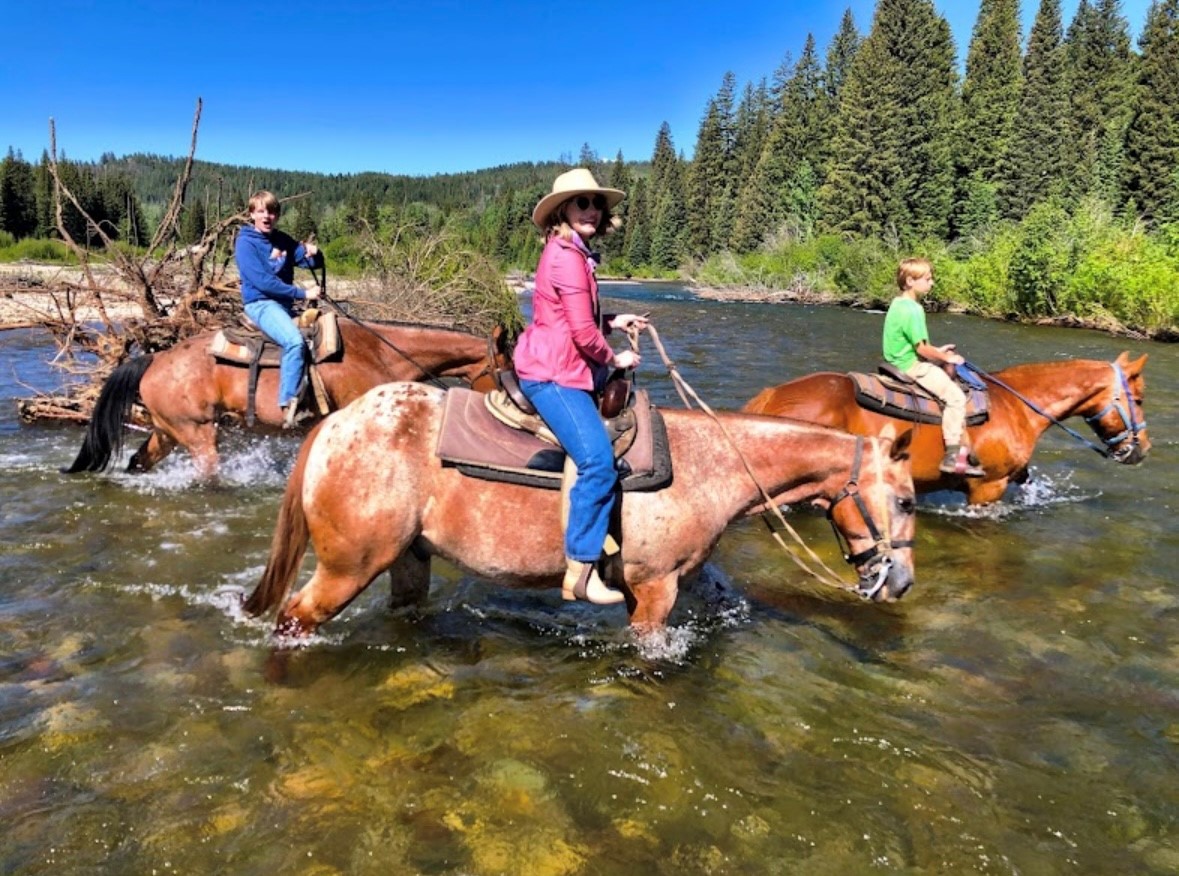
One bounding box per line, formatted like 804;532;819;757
1122;0;1179;223
601;151;633;264
650;160;688;270
956;0;1023;232
1005;0;1073;217
820;0;959;240
1066;0;1136;202
825;8;863;101
686;81;729;257
34;152;53;239
732;80;772;186
623;176;652;267
649;122;679;199
820;11;862;175
0;148;37;239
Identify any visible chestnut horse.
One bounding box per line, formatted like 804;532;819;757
743;352;1149;505
64;320;512;479
243;382;917;638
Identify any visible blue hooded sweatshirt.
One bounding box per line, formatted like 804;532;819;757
234;224;321;309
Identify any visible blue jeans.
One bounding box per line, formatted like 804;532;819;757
244;299;306;407
519;379;617;562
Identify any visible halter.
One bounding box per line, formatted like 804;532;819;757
1083;361;1147;461
825;437;913;600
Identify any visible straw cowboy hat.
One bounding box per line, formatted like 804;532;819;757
532;168;625;230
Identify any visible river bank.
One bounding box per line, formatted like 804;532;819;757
3;263;1170;341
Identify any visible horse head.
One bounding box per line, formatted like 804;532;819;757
470;324;517;393
1084;352;1150;465
824;426;917;602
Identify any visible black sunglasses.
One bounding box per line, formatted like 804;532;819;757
573;194;608;211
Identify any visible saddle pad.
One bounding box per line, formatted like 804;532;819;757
435;387;672;492
210;311;342;366
849;372;989;426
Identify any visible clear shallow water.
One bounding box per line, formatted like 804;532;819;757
2;291;1178;874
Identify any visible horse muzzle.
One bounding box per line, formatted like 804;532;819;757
855;552;914;602
1111;439;1149;465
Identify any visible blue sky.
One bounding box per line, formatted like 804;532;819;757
2;1;1152;178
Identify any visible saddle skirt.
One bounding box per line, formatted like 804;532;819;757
435;387;672;492
849;367;989;426
209;310;342;367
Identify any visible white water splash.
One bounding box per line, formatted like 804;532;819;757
920;466;1101;521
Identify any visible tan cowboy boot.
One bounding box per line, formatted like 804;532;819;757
282;401;300;430
563;560;625;605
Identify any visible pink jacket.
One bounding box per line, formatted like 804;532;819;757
513;235;614;391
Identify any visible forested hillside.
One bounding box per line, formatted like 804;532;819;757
4;0;1179;335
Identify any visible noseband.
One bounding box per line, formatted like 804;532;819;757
825;436;912;600
1084;361;1146;461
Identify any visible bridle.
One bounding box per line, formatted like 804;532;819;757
965;358;1146;462
825;436;913;600
1083;361;1147;462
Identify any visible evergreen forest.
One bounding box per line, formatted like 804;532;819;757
3;0;1179;337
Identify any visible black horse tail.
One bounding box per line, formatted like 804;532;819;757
61;355;155;474
242;421;318;617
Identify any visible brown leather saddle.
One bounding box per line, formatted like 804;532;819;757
435;384;672;492
209;310;343;425
849;363;989;426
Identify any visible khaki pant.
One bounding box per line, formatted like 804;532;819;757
906;362;966;447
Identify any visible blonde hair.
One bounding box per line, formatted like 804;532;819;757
545;197;622;241
896;257;932;290
247;190;281;217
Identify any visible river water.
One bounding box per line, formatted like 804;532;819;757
2;283;1177;874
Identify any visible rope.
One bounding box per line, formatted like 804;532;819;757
636;323;857;594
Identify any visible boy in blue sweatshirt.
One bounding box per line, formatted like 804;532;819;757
234;190;322;428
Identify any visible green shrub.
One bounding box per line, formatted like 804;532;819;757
0;238;76;264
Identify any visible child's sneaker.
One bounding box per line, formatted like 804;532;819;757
939;445;984;477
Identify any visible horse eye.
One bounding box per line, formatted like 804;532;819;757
897;497;916;515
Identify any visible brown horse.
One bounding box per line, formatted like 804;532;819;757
743;352;1149;505
64;320;512;479
243;382;917;638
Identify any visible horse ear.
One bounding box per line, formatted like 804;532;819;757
1130;352;1148;375
891;428;914;460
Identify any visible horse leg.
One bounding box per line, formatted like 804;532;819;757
275;565;373;637
388;546;431;610
626;572;680;634
159;418;220;480
127;429;176;473
275;531;408;636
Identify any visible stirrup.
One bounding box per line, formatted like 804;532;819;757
939;445;984;477
562;561;625;605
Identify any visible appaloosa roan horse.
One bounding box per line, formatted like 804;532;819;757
63;320;512;479
243;382;917;638
743;352;1149;505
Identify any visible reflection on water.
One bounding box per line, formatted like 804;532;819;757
2;296;1179;874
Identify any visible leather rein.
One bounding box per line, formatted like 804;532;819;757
310;264;502;391
964;358;1146;461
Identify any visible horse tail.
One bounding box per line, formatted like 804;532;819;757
243;425;317;616
61;355;155;474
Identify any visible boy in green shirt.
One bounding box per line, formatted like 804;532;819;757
882;258;984;477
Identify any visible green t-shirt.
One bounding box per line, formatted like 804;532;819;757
882;296;927;371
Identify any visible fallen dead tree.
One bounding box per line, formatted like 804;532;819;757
15;100;255;424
